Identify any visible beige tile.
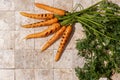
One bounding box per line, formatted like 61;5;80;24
15;50;35;68
54;0;73;11
72;49;85;68
99;78;108;80
15;31;34;50
92;0;102;5
0;11;15;30
0;0;14;10
35;69;53;80
0;31;14;50
15;50;24;68
15;11;35;31
0;70;14;80
54;69;73;80
35;0;53;13
35;50;53;69
0;50;14;68
73;0;92;9
72;69;79;80
14;0;34;11
111;73;120;80
111;0;120;5
15;69;35;80
53;50;73;68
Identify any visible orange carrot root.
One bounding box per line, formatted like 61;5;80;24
25;23;61;39
22;18;58;28
20;12;54;19
35;3;66;16
55;25;72;61
41;26;66;51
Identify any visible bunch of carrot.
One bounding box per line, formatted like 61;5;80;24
20;3;72;61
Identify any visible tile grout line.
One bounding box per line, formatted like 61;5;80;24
13;3;16;80
53;0;55;79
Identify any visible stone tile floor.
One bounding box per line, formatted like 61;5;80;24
0;0;120;80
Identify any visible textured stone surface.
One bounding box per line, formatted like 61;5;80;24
0;31;14;50
15;50;35;68
0;0;120;80
34;50;53;69
0;0;14;10
0;70;14;80
53;50;73;69
35;69;53;80
54;69;73;80
0;50;14;68
15;69;35;80
0;11;15;30
14;0;34;11
15;31;34;49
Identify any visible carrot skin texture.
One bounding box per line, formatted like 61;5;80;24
41;26;66;51
22;18;58;28
55;25;72;61
20;12;54;19
25;23;61;39
35;3;65;16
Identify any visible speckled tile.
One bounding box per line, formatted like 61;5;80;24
34;50;53;69
35;69;53;80
15;50;35;68
0;50;14;68
0;0;14;10
111;0;120;5
92;0;101;4
0;0;119;80
0;70;14;80
0;31;14;50
54;69;73;80
15;31;34;50
0;11;15;31
99;78;108;80
72;69;79;80
14;0;34;11
72;50;85;68
15;69;35;80
54;0;73;11
73;0;92;9
15;11;35;31
111;73;120;80
53;50;73;68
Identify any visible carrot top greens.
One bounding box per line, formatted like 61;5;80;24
74;0;120;80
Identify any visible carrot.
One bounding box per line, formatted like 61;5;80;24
41;26;66;51
20;12;54;19
35;3;66;16
55;25;72;61
22;18;58;28
25;23;61;39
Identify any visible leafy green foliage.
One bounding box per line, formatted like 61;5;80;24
74;0;120;80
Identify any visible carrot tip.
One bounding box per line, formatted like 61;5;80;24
34;3;39;6
40;50;43;53
55;58;59;62
40;48;44;52
20;12;26;16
